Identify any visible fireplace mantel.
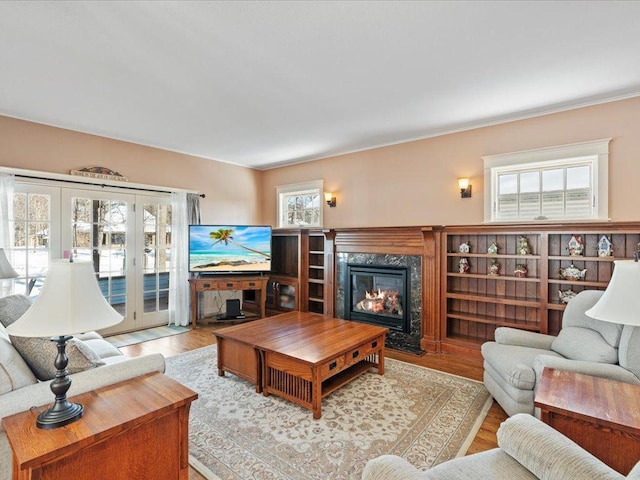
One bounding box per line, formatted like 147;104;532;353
332;226;442;354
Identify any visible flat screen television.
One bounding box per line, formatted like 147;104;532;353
188;225;272;274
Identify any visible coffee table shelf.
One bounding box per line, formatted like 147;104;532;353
323;360;377;398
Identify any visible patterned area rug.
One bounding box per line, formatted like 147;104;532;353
166;345;492;480
105;325;190;347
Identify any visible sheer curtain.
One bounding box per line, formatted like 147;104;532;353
168;192;200;326
0;174;15;296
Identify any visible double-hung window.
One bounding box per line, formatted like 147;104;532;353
483;139;611;223
277;180;323;228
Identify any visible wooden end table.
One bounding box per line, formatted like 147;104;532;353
2;372;198;480
534;368;640;475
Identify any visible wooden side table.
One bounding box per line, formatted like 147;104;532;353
2;372;198;480
534;368;640;475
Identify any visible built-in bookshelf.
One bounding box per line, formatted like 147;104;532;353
441;222;640;358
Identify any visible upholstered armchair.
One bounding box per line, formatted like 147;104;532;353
362;414;639;480
481;290;640;416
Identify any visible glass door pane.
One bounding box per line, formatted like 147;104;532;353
62;189;136;334
12;184;61;297
278;283;296;310
140;197;171;327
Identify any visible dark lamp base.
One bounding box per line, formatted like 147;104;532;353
37;401;84;430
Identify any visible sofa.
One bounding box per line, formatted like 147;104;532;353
0;294;166;480
362;413;640;479
481;289;640;416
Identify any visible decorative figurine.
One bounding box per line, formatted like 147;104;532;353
567;235;585;256
458;257;470;273
488;258;500;276
558;289;578;304
517;236;531;255
514;263;528;278
558;264;587;281
487;242;499;255
597;235;613;257
458;242;471;254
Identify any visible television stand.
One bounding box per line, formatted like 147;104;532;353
188;276;268;329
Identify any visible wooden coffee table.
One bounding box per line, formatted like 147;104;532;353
214;311;387;419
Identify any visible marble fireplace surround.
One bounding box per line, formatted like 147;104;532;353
337;252;422;353
331;227;441;355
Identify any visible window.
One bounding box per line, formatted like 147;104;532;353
483;139;610;223
277;180;323;228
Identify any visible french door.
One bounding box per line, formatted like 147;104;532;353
12;182;172;335
61;189;137;333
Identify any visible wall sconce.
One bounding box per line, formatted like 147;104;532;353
324;192;337;207
458;178;472;198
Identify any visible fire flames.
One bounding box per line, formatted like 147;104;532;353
355;288;403;316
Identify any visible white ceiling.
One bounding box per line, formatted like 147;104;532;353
1;1;640;170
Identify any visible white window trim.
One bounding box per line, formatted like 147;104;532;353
482;138;611;223
276;180;324;228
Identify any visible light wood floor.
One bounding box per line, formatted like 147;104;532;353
119;323;507;480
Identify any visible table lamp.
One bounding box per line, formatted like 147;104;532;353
585;257;640;326
5;258;123;429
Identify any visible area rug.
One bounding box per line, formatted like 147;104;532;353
105;325;189;347
165;345;492;480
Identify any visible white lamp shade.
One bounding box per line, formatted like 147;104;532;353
585;260;640;326
6;260;123;337
0;248;18;279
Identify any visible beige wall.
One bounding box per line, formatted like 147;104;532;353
262;97;640;228
0;115;263;224
2;96;639;230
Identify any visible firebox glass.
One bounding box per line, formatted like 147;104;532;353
351;272;404;318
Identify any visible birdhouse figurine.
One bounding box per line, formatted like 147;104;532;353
597;235;613;257
458;257;470;273
488;258;500;276
514;263;528;278
458;242;471;254
567;235;585;256
517;236;531;255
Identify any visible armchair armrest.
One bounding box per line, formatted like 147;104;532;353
362;455;426;480
494;327;556;350
533;355;640;387
498;414;623;480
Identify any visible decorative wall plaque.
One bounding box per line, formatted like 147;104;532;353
70;166;128;182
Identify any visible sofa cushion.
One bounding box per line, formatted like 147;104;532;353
0;336;37;394
81;337;123;360
0;294;32;327
9;336;105;381
0;293;107;381
551;327;618;364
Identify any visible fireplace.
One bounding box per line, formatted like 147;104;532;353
345;264;410;332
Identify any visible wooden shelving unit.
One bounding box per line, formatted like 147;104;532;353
307;231;326;314
244;229;331;316
545;228;640;333
440;222;640;358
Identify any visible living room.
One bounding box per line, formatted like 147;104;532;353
1;2;640;479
